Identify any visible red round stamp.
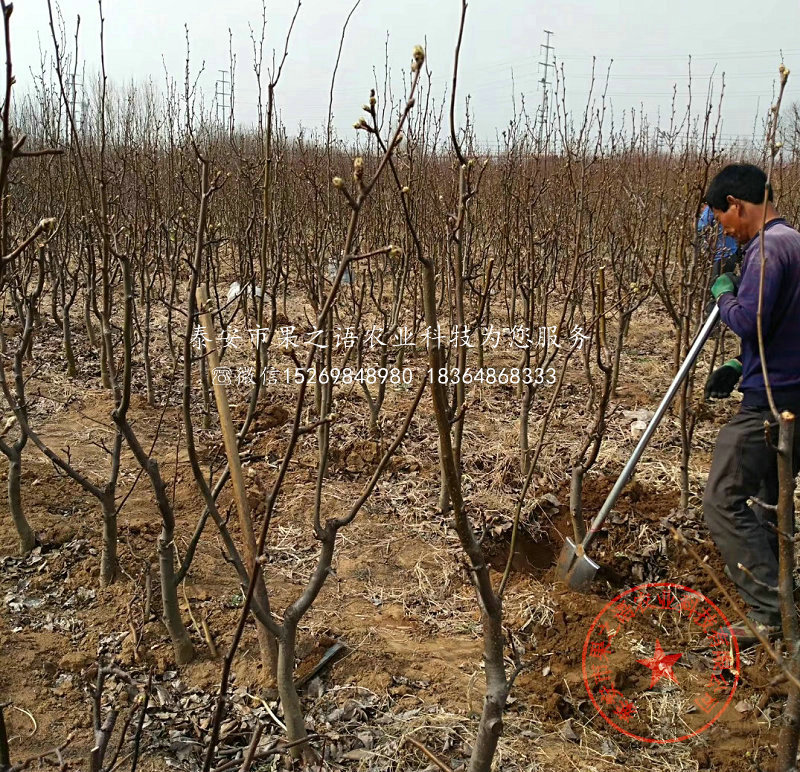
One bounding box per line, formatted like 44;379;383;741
582;582;740;743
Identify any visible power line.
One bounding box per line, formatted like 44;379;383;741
437;47;798;81
556;48;800;62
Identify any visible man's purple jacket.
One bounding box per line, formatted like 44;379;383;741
718;218;800;408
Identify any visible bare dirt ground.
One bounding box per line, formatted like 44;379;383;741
0;304;789;771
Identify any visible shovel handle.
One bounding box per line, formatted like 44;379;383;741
581;304;720;550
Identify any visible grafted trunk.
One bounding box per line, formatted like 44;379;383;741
610;312;631;396
569;463;587;543
468;609;508;772
8;453;35;554
158;520;194;665
275;624;313;762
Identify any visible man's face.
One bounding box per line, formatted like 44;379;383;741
712;198;748;244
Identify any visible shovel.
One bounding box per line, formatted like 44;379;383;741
555;304;721;591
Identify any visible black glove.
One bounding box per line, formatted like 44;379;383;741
704;359;743;401
721;252;740;275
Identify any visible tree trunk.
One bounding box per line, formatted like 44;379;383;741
84;291;98;349
678;382;691;510
196;286;279;679
519;378;533;475
276;625;313;762
8;453;35;554
62;302;77;378
468;608;508;772
99;333;111;390
100;493;117;586
569;463;587;543
158;522;194;665
143;303;155;407
610;313;630;396
776;411;800;770
420;255;507;772
199;348;211;431
438;462;451;513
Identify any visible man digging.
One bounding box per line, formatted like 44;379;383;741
702;163;800;647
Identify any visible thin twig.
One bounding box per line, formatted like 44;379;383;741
129;673;152;772
238;724;263;772
755;64;789;420
737;563;779;593
402;736;451;772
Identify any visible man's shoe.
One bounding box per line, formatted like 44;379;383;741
723;565;733;582
716;614;781;649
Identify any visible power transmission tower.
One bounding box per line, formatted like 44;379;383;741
538;29;555;148
65;75;86;142
215;69;230;129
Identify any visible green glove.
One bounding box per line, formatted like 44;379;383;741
711;272;740;300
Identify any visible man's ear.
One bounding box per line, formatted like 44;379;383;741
725;195;745;217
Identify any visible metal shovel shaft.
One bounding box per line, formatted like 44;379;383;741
580;304;721;552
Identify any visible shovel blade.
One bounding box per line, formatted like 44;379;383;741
555;537;579;581
565;552;600;591
555;537;601;591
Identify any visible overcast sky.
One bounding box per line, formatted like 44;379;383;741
14;0;800;150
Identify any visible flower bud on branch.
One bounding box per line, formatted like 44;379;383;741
411;45;425;72
353;156;364;181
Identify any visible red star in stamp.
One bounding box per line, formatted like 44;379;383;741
637;640;682;688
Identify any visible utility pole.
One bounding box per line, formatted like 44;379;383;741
215;69;230;129
538;29;554;149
